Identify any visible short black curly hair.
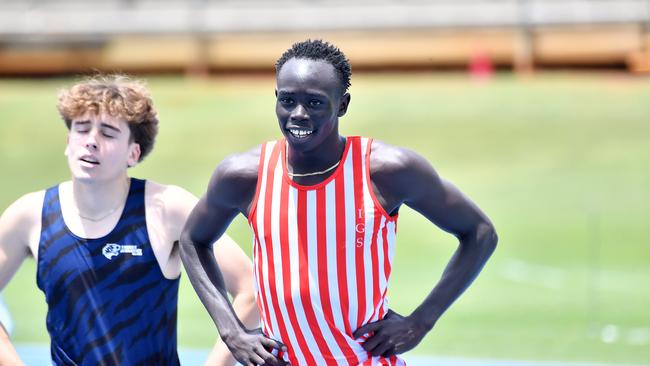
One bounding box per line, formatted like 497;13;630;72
275;39;351;94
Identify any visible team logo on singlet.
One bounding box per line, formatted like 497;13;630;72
102;243;143;260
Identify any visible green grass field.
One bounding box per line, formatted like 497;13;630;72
1;73;648;364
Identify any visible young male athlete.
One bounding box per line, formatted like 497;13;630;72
180;40;498;366
0;76;257;365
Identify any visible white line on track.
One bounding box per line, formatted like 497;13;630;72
15;345;648;366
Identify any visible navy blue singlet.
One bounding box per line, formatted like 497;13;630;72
36;178;181;366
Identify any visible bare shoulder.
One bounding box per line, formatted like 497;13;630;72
1;190;46;226
369;140;441;213
213;145;262;185
145;180;198;221
208;145;262;211
369;139;433;178
0;190;46;257
146;180;196;204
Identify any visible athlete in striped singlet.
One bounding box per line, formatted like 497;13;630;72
180;40;498;366
0;76;258;365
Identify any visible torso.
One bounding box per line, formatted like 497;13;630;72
26;180;182;279
248;137;404;366
33;178;181;365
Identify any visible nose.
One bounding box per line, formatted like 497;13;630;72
85;129;99;151
290;104;309;122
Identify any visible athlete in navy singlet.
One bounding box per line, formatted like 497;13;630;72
0;76;259;365
39;179;179;365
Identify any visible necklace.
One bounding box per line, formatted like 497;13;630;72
72;179;129;222
287;161;340;177
76;205;121;222
286;145;341;178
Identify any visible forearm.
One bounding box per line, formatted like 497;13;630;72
204;292;259;366
0;325;24;366
179;241;245;340
410;222;497;329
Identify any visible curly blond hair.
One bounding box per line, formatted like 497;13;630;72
57;75;159;161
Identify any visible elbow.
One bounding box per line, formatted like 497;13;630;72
179;228;211;250
236;290;257;308
179;229;192;247
232;269;257;308
233;271;256;306
178;230;206;261
480;221;498;256
178;230;193;255
231;287;259;326
178;231;215;272
178;233;192;265
461;221;497;257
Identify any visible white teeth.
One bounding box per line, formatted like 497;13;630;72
289;129;313;138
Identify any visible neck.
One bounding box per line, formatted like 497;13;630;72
71;175;130;217
288;133;346;174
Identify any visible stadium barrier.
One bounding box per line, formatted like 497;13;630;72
0;0;648;74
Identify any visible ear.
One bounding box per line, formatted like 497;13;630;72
127;143;141;168
337;93;351;117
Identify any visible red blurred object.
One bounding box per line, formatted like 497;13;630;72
469;50;494;80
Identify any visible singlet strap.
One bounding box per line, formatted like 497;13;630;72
248;142;276;223
38;185;62;260
124;177;146;217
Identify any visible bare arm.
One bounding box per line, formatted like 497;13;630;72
0;325;22;366
203;235;259;366
180;149;286;366
354;141;498;357
155;182;259;366
0;192;42;365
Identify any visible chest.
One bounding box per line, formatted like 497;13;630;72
253;180;391;250
36;220;154;294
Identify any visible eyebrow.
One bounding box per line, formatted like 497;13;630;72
100;123;121;133
277;90;327;98
71;120;121;133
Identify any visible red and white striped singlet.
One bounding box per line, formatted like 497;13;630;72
248;136;405;366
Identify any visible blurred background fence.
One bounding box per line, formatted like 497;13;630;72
1;0;650;74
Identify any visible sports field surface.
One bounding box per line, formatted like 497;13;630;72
1;73;648;365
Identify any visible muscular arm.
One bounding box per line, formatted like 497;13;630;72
203;235;259;366
179;148;286;366
354;141;498;357
0;192;42;365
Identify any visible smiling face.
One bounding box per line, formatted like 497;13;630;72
276;58;350;153
65;112;141;183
